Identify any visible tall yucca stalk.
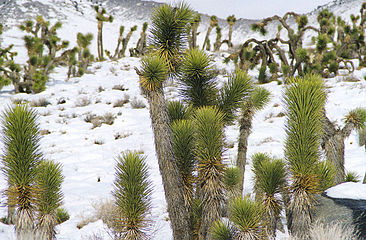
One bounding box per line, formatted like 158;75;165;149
194;106;225;240
283;74;327;238
36;160;64;240
1;104;42;240
252;153;286;238
113;151;152;240
178;48;218;108
171;119;196;207
202;15;218;50
226;15;236;48
136;54;191;240
149;2;193;72
237;86;270;194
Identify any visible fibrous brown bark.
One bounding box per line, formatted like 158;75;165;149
236;106;253;195
321;114;355;185
144;86;191;240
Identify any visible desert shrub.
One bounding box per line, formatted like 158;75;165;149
345;171;360;182
131;98;146;109
56;207;70;224
30;98;51;107
112;84;127;91
75;97;91;107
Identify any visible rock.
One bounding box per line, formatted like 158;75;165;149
312;193;366;238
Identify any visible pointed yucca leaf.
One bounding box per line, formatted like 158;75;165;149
251;87;271;111
113;151;152;239
344;107;366;130
229;197;265;239
171;119;196;205
218;69;253;124
211;220;234;240
167;100;194;123
139;54;168;92
149;2;193;71
36;160;64;215
178;48;218;107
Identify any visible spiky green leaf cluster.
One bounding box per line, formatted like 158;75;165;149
344;108;366;129
283;74;326;176
113;151;152;239
1;105;43;210
167;100;193;123
36;160;64;215
149;3;193;70
224;167;241;191
229;197;266;239
139;54;169;91
252;153;286;198
211;220;234;240
178;48;218;107
218;69;253;123
171;119;196;204
250;87;271;112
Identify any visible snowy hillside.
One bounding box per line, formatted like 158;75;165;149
0;0;365;239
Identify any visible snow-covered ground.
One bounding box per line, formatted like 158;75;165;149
0;0;365;239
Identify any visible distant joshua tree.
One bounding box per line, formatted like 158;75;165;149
94;5;113;61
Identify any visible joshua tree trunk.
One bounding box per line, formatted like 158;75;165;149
16;209;35;240
97;21;103;60
144;86;191;240
363;173;366;184
202;26;214;51
288;197;312;239
120;29;134;58
36;214;57;240
236;107;253;194
322;115;355;184
228;24;234;48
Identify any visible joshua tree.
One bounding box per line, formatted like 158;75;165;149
213;26;222;52
211;197;266;240
134;22;148;56
226;15;236;48
35;160;64;240
0;39;21;91
194;106;225;240
202;16;218;51
120;25;137;58
106;25;124;60
190;14;201;49
94;5;113;61
1;105;43;240
18;16;69;93
136;54;191;240
321;108;366;184
283;74;333;238
112;151;152;240
75;32;94;76
252;12;319;77
252;153;286;238
236;86;270;194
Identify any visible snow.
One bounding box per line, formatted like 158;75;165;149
326;182;366;200
0;0;365;239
